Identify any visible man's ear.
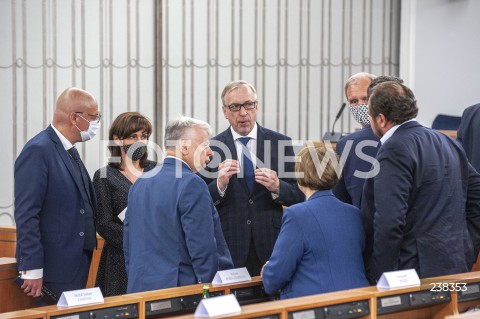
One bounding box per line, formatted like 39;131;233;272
222;106;228;119
179;139;189;155
69;112;77;125
377;113;388;128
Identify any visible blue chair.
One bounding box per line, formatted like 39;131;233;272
431;114;462;130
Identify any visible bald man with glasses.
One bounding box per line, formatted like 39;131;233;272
201;80;304;276
14;87;100;301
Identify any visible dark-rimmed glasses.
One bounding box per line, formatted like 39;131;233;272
224;101;257;112
75;111;102;123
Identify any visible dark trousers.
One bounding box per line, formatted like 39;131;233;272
245;239;263;276
45;250;93;299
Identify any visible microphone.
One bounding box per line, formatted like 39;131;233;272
331;102;347;134
322;102;347;142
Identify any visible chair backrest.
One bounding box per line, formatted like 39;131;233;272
431;114;462;130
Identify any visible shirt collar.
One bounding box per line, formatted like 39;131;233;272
165;155;192;171
51;123;74;150
380;118;417;144
230;122;258;141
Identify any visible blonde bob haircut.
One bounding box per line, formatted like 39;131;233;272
295;144;340;191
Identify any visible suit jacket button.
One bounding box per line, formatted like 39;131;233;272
247;220;251;225
79;232;84;236
249;199;254;204
80;209;85;214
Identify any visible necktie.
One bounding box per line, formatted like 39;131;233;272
68;147;91;202
238;137;255;193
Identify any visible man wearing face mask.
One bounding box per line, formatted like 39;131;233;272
14;87;100;301
333;72;378;208
333;73;404;209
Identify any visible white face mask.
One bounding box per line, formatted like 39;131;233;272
351;104;371;127
75;115;101;142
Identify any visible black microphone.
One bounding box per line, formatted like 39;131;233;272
331;102;347;135
322;102;347;142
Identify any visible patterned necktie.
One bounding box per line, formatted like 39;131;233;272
238;137;255;193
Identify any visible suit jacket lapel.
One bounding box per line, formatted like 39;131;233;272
222;129;238;161
252;124;266;194
45;126;86;200
256;124;266;166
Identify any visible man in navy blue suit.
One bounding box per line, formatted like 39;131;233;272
361;81;480;282
201;80;304;276
124;117;233;293
14;88;100;299
458;103;480;173
333;72;378;208
334;73;404;209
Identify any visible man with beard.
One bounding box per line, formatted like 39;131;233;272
361;81;480;283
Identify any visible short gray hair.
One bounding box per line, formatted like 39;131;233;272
344;72;376;98
164;116;212;149
221;80;257;106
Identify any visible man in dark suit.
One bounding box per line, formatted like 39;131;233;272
334;72;379;208
124;117;233;293
14;88;100;298
458;103;480;173
201;80;304;276
361;81;480;283
334;73;404;209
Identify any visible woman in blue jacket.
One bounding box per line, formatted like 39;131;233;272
262;144;369;299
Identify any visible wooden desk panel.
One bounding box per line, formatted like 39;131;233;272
358;283;456;319
173;289;374;319
0;226;104;289
35;295;143;319
0;309;46;319
0;258;39;314
0;227;17;258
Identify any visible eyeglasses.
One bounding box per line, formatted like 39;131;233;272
75;111;102;123
225;101;258;112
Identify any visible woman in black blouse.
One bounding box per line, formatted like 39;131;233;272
93;112;157;296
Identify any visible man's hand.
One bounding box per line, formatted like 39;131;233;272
218;159;240;192
255;168;280;193
21;278;43;298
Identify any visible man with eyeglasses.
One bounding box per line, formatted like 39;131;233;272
14;87;100;301
201;80;304;276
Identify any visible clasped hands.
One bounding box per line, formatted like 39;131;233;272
217;159;280;193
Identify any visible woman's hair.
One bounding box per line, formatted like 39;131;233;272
295;144;340;191
108;112;153;169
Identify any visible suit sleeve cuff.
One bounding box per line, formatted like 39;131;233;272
217;179;227;198
20;269;43;279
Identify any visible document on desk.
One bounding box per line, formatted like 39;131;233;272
118;207;127;222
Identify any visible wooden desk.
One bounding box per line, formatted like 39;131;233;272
174;289;374;319
128;276;275;318
358;283;456;319
437;130;458;139
35;295;142;319
0;257;38;313
0;309;46;319
423;271;480;316
0;226;104;290
0;227;16;258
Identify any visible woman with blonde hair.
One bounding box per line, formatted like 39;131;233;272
262;144;369;299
